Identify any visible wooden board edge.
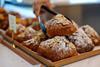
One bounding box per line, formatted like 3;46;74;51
54;49;100;66
0;38;39;65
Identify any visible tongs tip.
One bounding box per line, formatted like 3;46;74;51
38;16;46;33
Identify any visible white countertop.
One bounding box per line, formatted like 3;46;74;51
0;43;100;67
0;43;40;67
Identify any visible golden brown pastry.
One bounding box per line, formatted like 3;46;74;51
15;27;36;42
68;28;94;53
81;25;100;45
37;36;78;61
45;14;78;37
25;18;34;26
16;18;28;26
0;8;8;21
22;37;41;51
22;30;46;51
0;8;8;30
0;20;8;30
0;8;7;14
6;24;26;37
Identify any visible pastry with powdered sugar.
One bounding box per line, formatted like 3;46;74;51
45;14;78;37
81;25;100;46
37;36;77;61
68;28;94;53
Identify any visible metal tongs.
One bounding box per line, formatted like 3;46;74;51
38;5;72;33
38;16;46;33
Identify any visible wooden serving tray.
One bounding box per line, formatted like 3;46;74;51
0;30;100;67
0;38;40;65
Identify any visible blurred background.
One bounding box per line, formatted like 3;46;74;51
0;0;100;33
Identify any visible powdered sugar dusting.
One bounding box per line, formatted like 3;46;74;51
40;36;74;52
81;25;100;40
47;14;71;26
16;24;25;33
69;28;93;47
25;27;36;34
23;37;39;46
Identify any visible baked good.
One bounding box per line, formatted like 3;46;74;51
15;27;36;42
0;8;8;30
16;18;28;26
81;25;100;45
22;37;40;51
68;28;94;53
0;9;8;21
22;30;46;51
0;20;8;30
25;27;36;35
45;14;77;37
32;30;46;40
0;8;7;14
6;24;26;37
25;18;34;26
16;24;26;33
37;36;77;61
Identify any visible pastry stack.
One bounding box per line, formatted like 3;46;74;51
6;14;100;61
